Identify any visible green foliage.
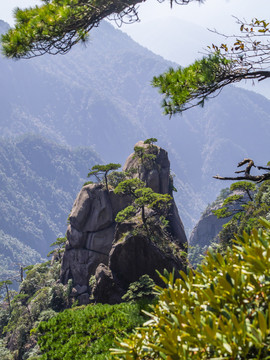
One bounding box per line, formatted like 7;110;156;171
1;0;201;58
0;339;12;360
114;179;172;228
107;171;128;189
217;181;270;248
87;163;121;191
114;178;145;197
113;219;270;359
152;54;231;115
143;138;158;146
107;169;137;189
0;258;69;359
133;145;157;169
35;302;146;360
230;181;256;194
47;236;66;258
82;180;94;187
122;275;155;303
115;206;137;223
213;181;255;221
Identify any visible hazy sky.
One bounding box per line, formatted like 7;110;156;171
1;0;270;98
1;0;270;29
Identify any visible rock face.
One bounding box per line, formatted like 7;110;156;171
189;189;249;250
124;141;187;246
189;205;229;249
60;142;187;304
60;184;130;289
123;141;170;195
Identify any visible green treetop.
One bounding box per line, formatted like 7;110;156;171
114;178;172;230
1;0;202;59
143;138;158;146
213;181;256;220
87;163;121;192
153;18;270;115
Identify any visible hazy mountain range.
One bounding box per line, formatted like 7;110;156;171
0;19;270;276
0;134;100;278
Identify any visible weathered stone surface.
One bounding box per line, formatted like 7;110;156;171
78;293;90;305
69;184;113;232
108;190;131;219
189;190;248;249
85;225;115;255
92;264;125;304
60;248;109;287
60;141;188;305
66;225;87;249
114;222;136;243
189;208;228;249
123;141;170;195
123;141;187;247
109;234;184;288
167;202;187;247
75;284;88;295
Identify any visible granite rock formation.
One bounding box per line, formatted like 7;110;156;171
60;142;187;304
189;189;250;251
124;141;187;247
189;204;229;249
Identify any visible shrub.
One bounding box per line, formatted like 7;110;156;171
112;218;270;359
35;302;147;359
122;275;155;302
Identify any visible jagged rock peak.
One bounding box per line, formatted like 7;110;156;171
60;141;187;305
123;140;171;195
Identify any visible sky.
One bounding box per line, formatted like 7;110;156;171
1;0;270;97
1;0;270;29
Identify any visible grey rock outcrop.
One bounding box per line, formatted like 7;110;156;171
60;142;187;304
189;204;229;249
60;184;130;289
124;141;187;246
109;233;183;288
189;189;250;250
123;141;170;195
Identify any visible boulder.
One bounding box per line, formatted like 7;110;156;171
92;264;125;304
109;233;184;288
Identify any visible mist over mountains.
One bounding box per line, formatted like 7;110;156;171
0;134;100;278
0;19;270;273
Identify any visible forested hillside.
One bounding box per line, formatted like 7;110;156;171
0;135;100;279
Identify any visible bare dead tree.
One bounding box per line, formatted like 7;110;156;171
207;17;270;84
213;158;270;183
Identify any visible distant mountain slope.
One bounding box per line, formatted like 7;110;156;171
0;135;100;268
1;20;270;234
0;230;43;280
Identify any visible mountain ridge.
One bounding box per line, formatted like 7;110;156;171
0;19;270;235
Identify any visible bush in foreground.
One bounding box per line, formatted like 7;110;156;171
113;218;270;359
34;302;147;360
